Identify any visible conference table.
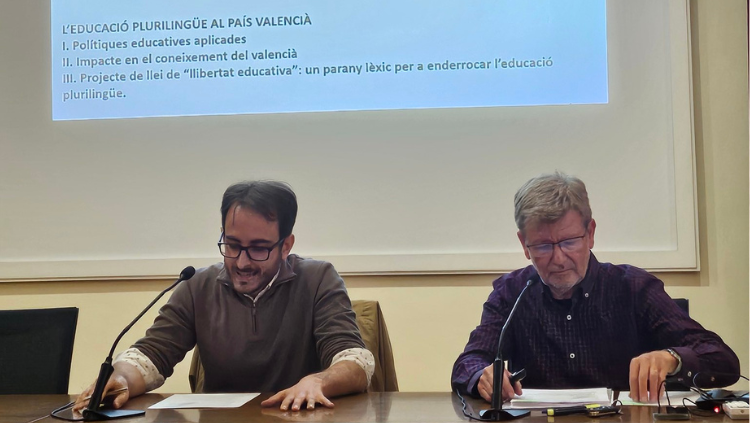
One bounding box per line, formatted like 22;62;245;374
4;392;731;423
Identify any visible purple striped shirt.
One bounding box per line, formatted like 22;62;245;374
451;254;740;396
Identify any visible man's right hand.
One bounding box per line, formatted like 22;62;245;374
73;361;148;413
477;364;523;403
73;373;130;413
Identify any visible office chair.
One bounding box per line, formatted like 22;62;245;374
351;300;399;392
673;298;689;316
0;307;79;394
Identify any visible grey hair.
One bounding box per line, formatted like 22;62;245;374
514;171;592;233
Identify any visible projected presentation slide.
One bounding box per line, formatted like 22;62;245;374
51;1;608;121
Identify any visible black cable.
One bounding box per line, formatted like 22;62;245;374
49;401;83;422
455;389;478;421
690;372;712;398
686;372;739;401
678;372;750;419
691;372;749;397
665;382;673;407
454;389;509;422
657;380;663;412
738;374;750;398
655;379;676;412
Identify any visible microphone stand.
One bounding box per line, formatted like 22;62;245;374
479;278;537;421
83;266;195;421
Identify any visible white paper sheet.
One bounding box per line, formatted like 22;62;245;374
618;391;701;406
148;393;260;409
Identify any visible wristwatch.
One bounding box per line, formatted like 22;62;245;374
665;348;682;375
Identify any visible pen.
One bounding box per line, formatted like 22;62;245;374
545;404;601;416
82;387;129;402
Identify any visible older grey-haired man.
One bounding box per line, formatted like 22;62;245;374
452;172;740;403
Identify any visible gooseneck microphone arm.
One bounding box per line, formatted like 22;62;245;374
83;266;195;421
480;277;537;421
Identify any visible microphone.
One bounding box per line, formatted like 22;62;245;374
83;266;195;421
479;277;538;421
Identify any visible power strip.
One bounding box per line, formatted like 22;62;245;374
723;401;750;420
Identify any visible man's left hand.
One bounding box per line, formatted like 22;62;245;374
261;373;335;411
629;350;679;403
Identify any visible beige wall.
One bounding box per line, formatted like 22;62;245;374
0;1;747;394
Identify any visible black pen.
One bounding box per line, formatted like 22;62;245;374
545;404;601;416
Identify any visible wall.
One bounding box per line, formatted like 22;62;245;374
0;1;700;282
0;0;746;394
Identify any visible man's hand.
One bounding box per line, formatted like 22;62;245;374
261;373;334;411
261;361;366;411
72;374;130;413
72;362;146;413
629;350;679;403
477;364;523;403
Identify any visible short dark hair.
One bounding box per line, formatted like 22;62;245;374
221;180;298;239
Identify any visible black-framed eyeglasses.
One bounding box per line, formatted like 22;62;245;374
526;233;587;257
218;232;285;261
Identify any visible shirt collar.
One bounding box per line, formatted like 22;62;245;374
578;252;600;295
244;267;280;302
217;254;299;293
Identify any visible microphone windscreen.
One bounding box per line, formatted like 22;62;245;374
527;275;540;286
180;266;196;280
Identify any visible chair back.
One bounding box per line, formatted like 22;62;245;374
673;298;689;315
351;300;399;392
188;300;398;392
188;345;204;393
0;307;79;394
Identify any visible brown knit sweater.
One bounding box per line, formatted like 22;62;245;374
132;254;365;392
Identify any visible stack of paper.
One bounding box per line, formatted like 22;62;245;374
508;388;612;409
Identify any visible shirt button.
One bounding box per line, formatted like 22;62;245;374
569;353;576;359
584;293;589;298
566;315;572;320
687;371;692;377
